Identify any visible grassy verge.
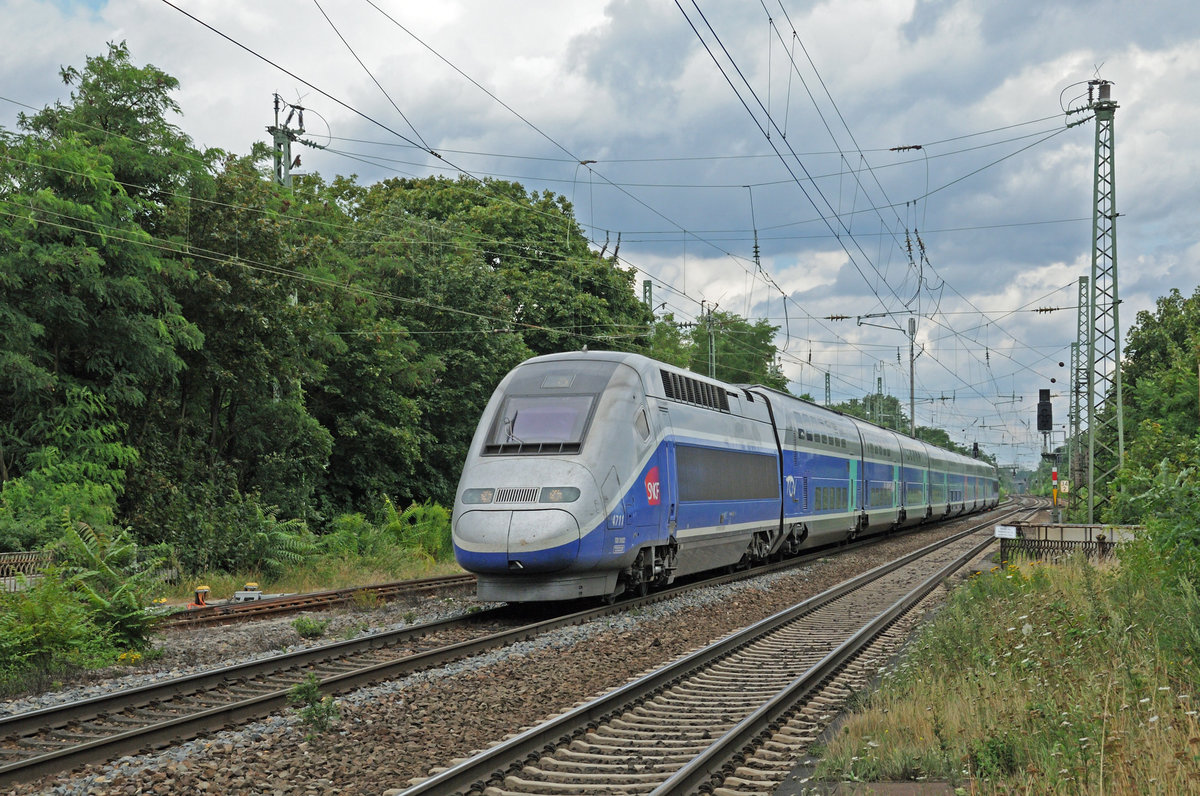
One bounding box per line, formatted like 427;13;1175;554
816;550;1200;792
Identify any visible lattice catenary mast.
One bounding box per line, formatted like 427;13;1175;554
1067;275;1088;515
1085;80;1125;522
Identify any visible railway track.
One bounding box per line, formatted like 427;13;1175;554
156;573;478;629
0;501;1028;788
398;500;1040;795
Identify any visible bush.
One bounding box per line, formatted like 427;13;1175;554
0;571;110;685
288;672;340;735
170;489;316;578
0;511;169;693
317;499;454;565
380;499;452;562
53;514;162;649
292;616;330;639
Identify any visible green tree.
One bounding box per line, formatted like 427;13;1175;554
0;388;136;551
0;124;201;549
1101;286;1200;536
354;175;652;356
686;310;788;390
830;393;909;432
20;41;215;232
645;313;692;368
335;176;533;505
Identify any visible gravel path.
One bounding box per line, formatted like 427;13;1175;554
4;517;1003;796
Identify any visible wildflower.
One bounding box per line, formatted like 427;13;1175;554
1022;623;1033;636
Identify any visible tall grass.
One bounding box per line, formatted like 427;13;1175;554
817;550;1200;792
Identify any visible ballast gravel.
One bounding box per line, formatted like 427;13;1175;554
3;517;1005;796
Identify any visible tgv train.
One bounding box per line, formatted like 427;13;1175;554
452;351;999;602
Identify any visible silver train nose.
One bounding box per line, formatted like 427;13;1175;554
454;508;581;573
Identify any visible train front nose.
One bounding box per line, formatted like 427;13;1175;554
454;507;581;574
453;462;596;575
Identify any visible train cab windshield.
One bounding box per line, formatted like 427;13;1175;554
489;395;594;450
481;359;622;455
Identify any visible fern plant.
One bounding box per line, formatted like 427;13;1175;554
380;498;452;562
52;512;162;649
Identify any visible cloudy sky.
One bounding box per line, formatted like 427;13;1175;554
4;0;1198;470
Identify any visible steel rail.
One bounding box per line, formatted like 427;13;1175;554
0;500;1024;788
157;573;478;629
653;502;1042;794
396;503;1033;795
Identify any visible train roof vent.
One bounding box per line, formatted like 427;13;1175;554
659;370;730;413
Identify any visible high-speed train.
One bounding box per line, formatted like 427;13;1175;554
452;351;999;602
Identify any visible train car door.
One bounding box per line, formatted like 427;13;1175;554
657;405;677;538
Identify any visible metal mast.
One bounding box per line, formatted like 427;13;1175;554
908;317;916;436
1085;80;1125;522
267;94;302;188
1067;276;1088;516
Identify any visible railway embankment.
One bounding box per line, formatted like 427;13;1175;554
809;540;1200;793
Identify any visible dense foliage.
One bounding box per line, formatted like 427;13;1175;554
0;43;788;575
1094;287;1200;576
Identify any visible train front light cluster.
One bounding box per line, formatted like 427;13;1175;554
461;488;496;504
460;487;581;504
538;487;581;504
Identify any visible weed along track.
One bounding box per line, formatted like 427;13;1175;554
400;503;1039;796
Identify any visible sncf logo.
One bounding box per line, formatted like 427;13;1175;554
645;466;661;505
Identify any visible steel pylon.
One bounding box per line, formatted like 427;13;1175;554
1086;80;1125;522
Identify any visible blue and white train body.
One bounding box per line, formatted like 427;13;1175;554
452;351;999;602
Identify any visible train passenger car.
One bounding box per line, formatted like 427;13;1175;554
774;398;864;549
894;432;931;529
452;350;998;603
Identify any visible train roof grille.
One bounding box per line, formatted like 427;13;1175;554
660;370;730;412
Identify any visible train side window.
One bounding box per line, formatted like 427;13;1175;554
634;407;651;441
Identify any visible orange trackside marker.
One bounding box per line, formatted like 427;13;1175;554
188;585;210;610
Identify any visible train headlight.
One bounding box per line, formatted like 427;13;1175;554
461;488;496;504
539;487;581;504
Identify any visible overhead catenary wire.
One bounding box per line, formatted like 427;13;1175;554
11;8;1073;459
